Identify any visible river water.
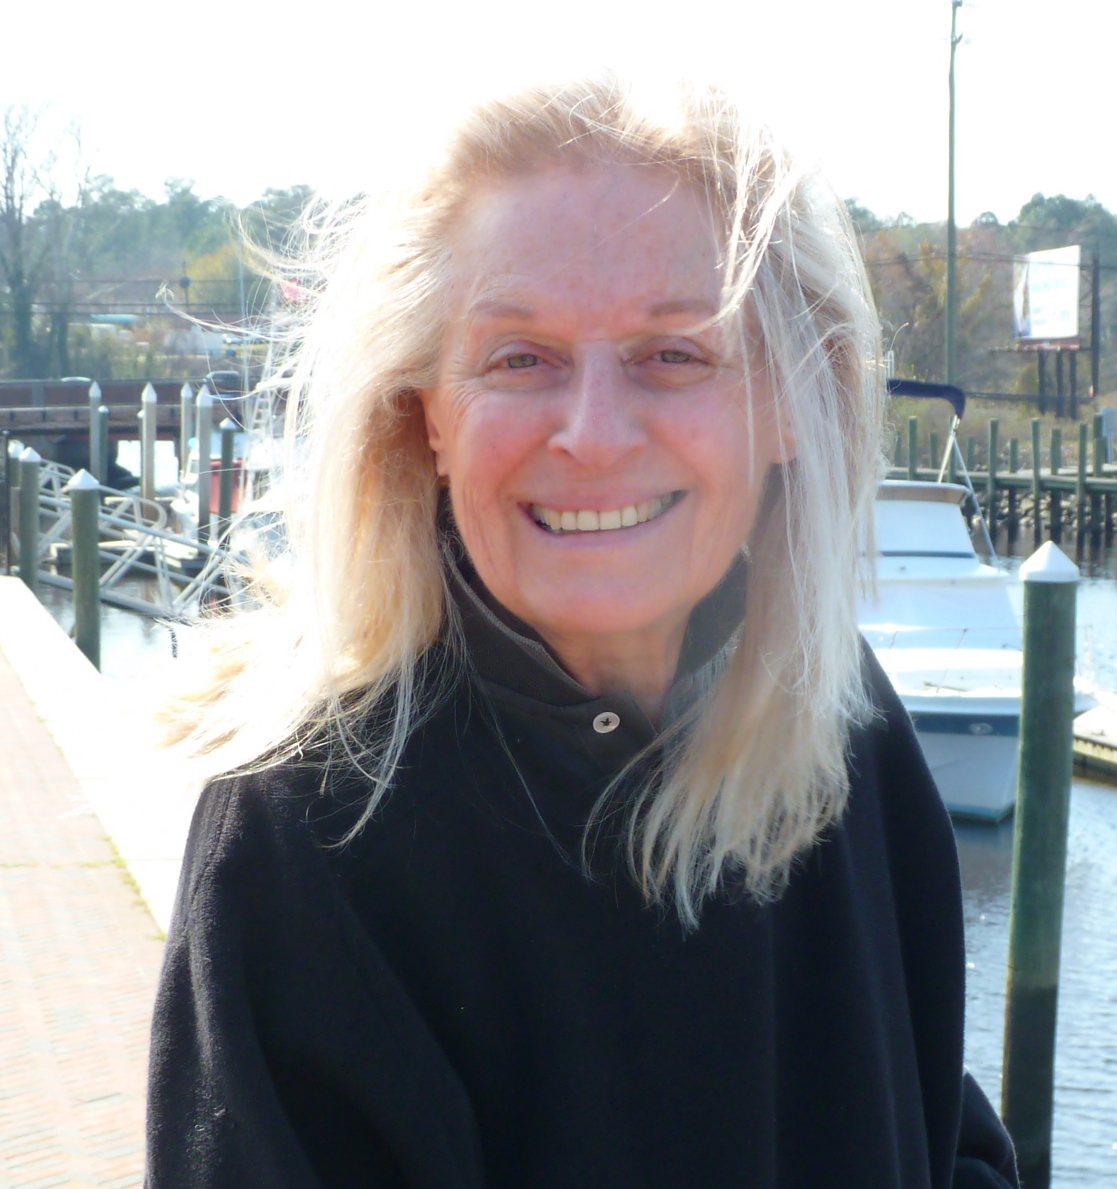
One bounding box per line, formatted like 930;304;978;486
37;563;1117;1186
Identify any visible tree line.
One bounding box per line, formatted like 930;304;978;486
0;107;309;381
850;193;1117;399
2;104;1115;397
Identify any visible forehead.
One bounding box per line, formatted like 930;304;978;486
444;164;724;325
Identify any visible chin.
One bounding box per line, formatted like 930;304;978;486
516;580;687;640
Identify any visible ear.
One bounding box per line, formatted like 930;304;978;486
416;387;448;476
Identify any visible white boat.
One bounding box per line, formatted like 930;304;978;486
860;481;1028;821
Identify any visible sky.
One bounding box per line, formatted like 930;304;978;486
4;0;1114;226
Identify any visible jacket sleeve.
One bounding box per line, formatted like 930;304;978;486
145;774;483;1189
952;1071;1020;1188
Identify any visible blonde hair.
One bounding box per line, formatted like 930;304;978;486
166;78;885;924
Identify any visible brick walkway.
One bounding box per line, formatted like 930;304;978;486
0;647;164;1189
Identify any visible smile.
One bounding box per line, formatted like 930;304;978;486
529;491;683;533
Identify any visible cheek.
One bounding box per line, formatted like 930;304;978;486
660;397;767;500
438;393;527;488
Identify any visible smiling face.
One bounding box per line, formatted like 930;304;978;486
420;163;793;682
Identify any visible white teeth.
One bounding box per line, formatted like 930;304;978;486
531;494;678;533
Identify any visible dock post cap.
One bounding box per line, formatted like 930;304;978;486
19;446;41;464
1020;540;1079;583
219;417;237;431
64;469;100;492
180;381;194;398
196;386;213;405
88;380;101;401
141;382;158;402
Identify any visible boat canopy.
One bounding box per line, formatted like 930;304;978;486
887;378;966;421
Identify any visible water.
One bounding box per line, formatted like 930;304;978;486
36;570;1117;1185
959;785;1117;1186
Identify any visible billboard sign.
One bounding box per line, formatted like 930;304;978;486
1013;245;1081;341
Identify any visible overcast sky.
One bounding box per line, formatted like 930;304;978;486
5;0;1112;226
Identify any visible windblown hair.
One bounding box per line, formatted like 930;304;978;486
165;78;885;924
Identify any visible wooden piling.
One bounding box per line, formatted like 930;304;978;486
218;419;236;540
88;382;104;483
1031;420;1043;544
1049;428;1062;544
196;388;213;545
18;447;41;597
907;416;918;482
1008;438;1019;544
67;469;101;670
96;406;110;489
179;383;195;480
1091;415;1104;549
1002;542;1078;1189
986;419;999;544
1076;423;1088;554
2;434;13;575
140;383;158;503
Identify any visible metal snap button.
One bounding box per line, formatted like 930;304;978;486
592;711;621;734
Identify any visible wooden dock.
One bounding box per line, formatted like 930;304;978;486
0;577;196;1186
892;412;1117;548
1074;692;1117;781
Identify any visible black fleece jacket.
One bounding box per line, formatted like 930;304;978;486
146;563;1018;1188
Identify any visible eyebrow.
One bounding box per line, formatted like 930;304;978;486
464;297;718;322
466;300;535;322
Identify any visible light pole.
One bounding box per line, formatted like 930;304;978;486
946;0;963;384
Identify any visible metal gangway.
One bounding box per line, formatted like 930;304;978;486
14;454;239;620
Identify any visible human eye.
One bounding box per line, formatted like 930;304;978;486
504;352;540;369
634;340;715;388
481;344;562;390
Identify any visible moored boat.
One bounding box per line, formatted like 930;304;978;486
862;481;1026;820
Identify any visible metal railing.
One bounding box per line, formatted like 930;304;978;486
9;453;239;619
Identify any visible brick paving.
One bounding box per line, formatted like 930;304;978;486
0;647;164;1189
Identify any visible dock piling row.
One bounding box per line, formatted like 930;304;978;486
892;413;1117;549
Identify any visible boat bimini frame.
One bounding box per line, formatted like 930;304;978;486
887;378;996;559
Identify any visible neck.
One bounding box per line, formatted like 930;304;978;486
534;619;689;725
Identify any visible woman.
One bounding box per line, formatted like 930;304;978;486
148;80;1018;1188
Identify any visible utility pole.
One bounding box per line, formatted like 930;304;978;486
946;0;963;385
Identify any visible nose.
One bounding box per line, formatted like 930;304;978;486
548;345;647;469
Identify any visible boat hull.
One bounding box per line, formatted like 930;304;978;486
908;710;1019;821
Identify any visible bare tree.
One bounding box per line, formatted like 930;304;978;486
0;106;52;376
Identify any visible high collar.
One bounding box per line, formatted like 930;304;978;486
444;529;748;776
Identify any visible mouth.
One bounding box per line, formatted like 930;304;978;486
528;491;684;534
